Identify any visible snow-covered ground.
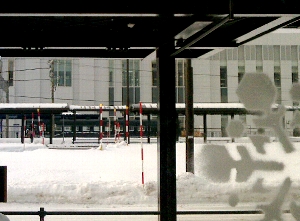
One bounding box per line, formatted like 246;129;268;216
0;137;300;221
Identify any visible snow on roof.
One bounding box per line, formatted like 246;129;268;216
0;103;69;109
136;102;246;109
69;105;126;111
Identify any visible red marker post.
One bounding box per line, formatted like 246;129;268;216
99;104;103;150
140;102;144;186
125;106;129;145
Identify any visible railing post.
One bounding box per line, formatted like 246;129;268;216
39;207;46;221
0;166;7;202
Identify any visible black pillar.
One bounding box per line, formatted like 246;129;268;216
203;114;207;143
231;113;234;142
72;111;77;144
157;42;177;220
21;114;25;144
185;59;194;173
0;166;7;202
147;114;151;143
50;113;53;144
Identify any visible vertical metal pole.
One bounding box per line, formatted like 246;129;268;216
72;111;76;144
147;114;151;143
5;80;9;138
140;102;144;186
39;207;46;221
0;166;7;202
21;114;25;143
231;113;235;142
126;106;129;145
203;114;207;143
49;113;53;144
37;109;42;139
126;59;130;144
62;114;65;144
99;104;103;147
185;59;194;173
114;108;117;143
157;39;177;220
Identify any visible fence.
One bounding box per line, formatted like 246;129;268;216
0;207;270;221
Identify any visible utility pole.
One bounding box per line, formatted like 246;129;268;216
49;60;55;144
185;59;194;173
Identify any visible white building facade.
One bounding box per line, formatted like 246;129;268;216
1;29;300;138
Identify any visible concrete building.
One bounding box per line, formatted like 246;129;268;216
1;28;300;138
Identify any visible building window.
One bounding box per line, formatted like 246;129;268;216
109;60;114;87
176;59;186;103
220;66;228;103
8;60;14;86
292;66;299;83
152;61;158;103
53;60;72;87
292;66;299;106
122;59;140;105
238;66;245;84
274;66;281;104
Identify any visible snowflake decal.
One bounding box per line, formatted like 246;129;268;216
198;72;300;221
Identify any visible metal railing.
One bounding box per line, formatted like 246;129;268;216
1;207;287;221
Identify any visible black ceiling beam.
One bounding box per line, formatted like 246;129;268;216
0;49;155;59
171;16;231;57
1;0;300;14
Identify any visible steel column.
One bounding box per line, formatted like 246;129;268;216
185;59;194;173
0;166;7;202
203;114;207;143
72;111;77;144
157;43;177;220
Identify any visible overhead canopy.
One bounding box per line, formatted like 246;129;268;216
0;103;69;114
131;103;300;115
1;1;300;58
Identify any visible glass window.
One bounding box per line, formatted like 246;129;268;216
152;87;158;103
274;67;281;104
177;60;184;86
221;88;228;103
220;66;227;87
274;67;281;87
152;61;157;86
109;88;114;106
53;59;72;87
109;60;114;87
292;66;298;83
238;66;245;83
177;87;184;103
8;60;14;86
65;60;72;86
122;59;140;105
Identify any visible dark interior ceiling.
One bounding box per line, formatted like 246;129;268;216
0;1;300;59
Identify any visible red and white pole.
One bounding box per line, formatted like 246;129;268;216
99;104;103;150
42;123;45;145
140;101;144;186
125;105;129;145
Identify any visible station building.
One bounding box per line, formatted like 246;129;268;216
1;28;300;138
